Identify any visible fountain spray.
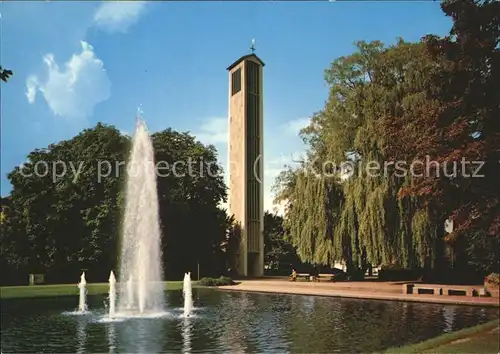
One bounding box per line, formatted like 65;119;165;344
183;272;193;317
77;271;87;312
117;114;164;315
126;276;134;309
109;271;116;318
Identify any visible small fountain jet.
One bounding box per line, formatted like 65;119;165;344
109;271;117;318
77;271;88;313
183;272;193;317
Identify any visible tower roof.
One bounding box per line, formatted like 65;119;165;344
226;53;265;71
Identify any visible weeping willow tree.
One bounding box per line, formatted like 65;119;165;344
274;39;446;272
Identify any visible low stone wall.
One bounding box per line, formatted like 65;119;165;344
402;283;499;298
219;279;500;307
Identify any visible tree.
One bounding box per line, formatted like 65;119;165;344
264;211;300;270
214;214;242;276
0;66;13;82
4;123;129;282
151;128;227;278
274;1;499;279
383;0;500;273
275;40;443;275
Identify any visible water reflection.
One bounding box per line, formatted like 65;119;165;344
0;290;498;353
75;315;87;354
443;306;455;332
111;314;165;353
107;322;116;353
136;320;146;354
180;317;191;353
252;294;290;352
215;293;251;352
479;308;487;322
301;295;316;314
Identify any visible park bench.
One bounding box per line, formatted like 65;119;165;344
413;284;443;295
295;273;323;282
29;273;45;285
442;286;474;297
402;284;480;297
294;272;342;282
318;273;335;282
297;273;311;281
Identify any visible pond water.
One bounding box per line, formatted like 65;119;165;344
1;289;498;353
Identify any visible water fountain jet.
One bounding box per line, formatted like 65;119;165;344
77;272;87;313
183;272;193;317
126;276;134;309
109;271;116;318
117;114;164;315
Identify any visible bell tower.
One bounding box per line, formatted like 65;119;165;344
227;50;265;277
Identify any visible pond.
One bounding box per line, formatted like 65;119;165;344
1;289;498;353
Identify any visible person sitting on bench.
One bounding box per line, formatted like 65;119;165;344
290;268;297;281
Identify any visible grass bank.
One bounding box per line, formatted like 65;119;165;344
386;319;500;353
0;281;195;299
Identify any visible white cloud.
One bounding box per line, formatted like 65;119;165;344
93;1;147;33
25;76;38;104
285;117;311;135
194;117;228;145
25;41;111;120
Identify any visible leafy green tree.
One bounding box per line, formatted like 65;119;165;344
214;214;242;276
263;211;300;270
274;0;498;280
5;123;128;282
383;0;500;274
151;129;227;278
275;40;442;276
0;66;13;82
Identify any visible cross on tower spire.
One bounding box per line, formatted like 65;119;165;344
250;38;256;53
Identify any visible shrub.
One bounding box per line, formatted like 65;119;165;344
347;268;365;281
378;265;422;281
264;268;292;276
198;276;235;287
485;273;500;287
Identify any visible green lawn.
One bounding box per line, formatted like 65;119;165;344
386;319;500;353
0;281;196;299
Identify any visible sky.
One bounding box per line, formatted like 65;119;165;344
1;1;453;213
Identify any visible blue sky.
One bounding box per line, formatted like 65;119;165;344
1;1;452;212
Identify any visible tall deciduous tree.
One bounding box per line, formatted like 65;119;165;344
4;123;129;282
383;0;500;273
275;40;443;275
275;0;498;278
264;211;300;270
151;128;227;278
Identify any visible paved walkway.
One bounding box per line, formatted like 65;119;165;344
218;279;500;307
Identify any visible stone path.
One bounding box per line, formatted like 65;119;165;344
218;279;500;307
